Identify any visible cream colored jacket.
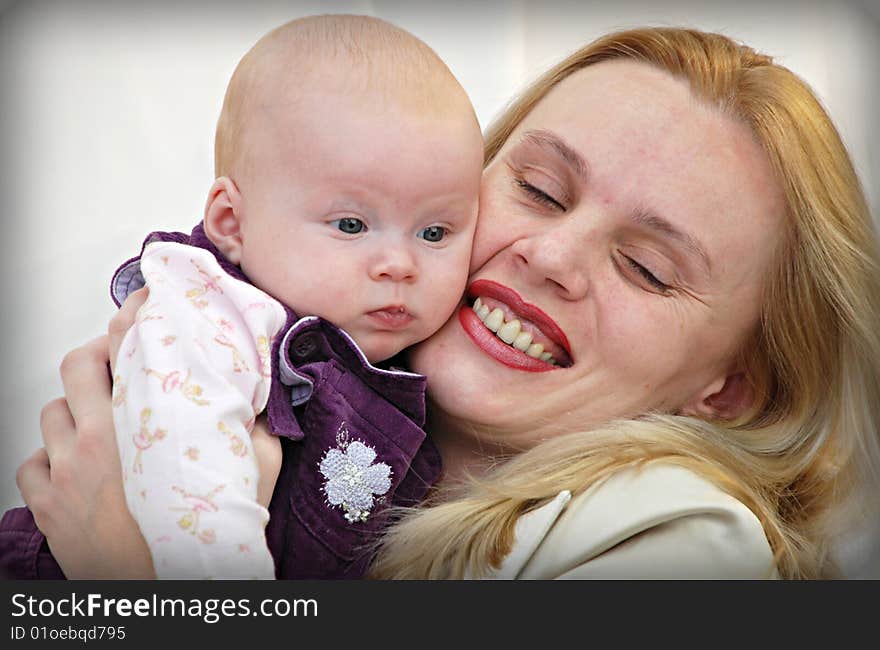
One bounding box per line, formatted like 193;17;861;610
491;464;778;579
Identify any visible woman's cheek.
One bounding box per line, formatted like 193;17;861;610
469;191;512;274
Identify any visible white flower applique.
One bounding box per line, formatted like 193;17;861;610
319;423;392;523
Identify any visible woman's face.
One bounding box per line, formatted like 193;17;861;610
409;60;786;448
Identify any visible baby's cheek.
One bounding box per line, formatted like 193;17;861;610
299;282;351;318
421;305;454;339
423;276;466;334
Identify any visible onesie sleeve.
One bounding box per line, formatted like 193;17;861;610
111;241;288;579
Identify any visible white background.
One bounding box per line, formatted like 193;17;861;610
1;0;878;576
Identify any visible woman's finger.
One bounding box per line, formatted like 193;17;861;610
15;447;51;519
39;397;76;469
252;416;282;509
109;287;149;375
59;336;114;442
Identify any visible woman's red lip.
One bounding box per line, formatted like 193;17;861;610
458;306;557;372
466;279;572;357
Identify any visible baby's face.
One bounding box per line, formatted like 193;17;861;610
235;90;483;363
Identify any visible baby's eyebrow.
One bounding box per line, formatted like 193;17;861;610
520;129;590;183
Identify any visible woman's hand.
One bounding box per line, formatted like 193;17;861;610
253;417;282;510
16;289;156;578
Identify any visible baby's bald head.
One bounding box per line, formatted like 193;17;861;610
214;14;477;180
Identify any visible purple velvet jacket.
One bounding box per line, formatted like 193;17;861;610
0;224;441;579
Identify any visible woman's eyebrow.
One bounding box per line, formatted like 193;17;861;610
521;129;590;182
632;208;713;277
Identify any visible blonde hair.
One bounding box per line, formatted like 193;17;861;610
370;28;880;579
214;14;472;178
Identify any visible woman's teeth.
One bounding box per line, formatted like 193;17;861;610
473;298;558;365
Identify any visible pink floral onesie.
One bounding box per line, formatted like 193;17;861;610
112;241;287;579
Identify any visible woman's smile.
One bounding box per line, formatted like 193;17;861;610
459;278;573;370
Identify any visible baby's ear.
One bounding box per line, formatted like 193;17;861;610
680;371;754;422
203;177;244;264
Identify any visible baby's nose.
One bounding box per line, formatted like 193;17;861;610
369;247;418;282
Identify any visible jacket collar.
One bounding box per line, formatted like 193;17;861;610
491;490;572;579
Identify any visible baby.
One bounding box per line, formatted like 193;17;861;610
109;15;482;578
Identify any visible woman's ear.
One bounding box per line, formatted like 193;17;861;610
680;371;754;421
203;177;244;265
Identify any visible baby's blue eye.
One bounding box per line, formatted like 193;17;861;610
334;217;365;234
419;226;446;243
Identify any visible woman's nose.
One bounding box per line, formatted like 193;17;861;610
369;247;418;283
510;224;590;300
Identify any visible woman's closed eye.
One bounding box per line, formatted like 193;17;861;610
620;253;672;293
514;178;566;211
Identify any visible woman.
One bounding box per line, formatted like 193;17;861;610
8;27;880;579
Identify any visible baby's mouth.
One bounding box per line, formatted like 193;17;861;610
469;296;572;368
367;305;414;329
